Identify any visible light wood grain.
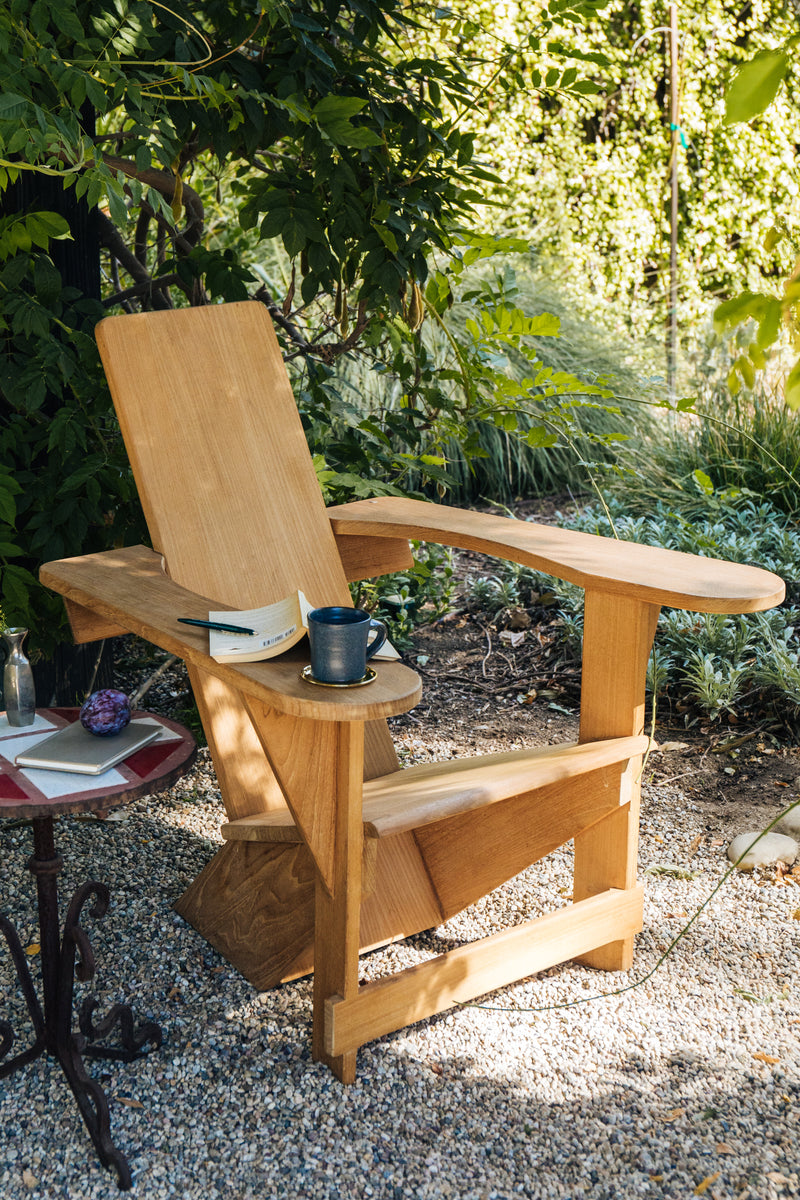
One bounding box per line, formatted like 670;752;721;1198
173;840;317;990
364;719;401;780
312;721;364;1082
41;546;421;722
329;497;785;612
63;597;128;642
325;887;644;1057
414;763;637;918
362;735;649;837
220;735;649;843
96;303;352;613
173;832;442;990
358;833;444;948
42;300;785;1080
573;591;661;970
92;299;414;774
244;701;340;893
335;534;414;583
188;665;289;820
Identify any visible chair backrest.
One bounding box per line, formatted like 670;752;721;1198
96;302;352;612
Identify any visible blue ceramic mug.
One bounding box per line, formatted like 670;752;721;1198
307;606;388;683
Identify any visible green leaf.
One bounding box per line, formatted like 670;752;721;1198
527;312;561;337
0;93;29;120
374;224;398;253
313;96;368;123
32;255;62;305
106;185;128;227
737;354;755;389
27;211;71;241
10;224;31;253
58;5;84;40
727;364;742;396
85;74;109;111
693;468;714;495
724;49;789;125
713;291;763;334
756;298;782;349
785;359;800;411
282;216;307;258
335;126;384;148
312;95;384;147
0;488;17;526
303;38;336;70
2;564;33;614
747;343;767;370
525;426;559;447
764;225;783;252
0;254;31;289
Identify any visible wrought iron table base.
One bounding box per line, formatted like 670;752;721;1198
0;816;161;1191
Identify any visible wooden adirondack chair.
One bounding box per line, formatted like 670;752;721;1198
40;301;784;1082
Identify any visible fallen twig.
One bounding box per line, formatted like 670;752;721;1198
130;655;179;707
480;626;492;677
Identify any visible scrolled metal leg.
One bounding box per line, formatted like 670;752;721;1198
60;879;162;1059
53;878;161;1190
79;998;162;1061
0;913;45;1077
56;1042;133;1191
4;818;163;1190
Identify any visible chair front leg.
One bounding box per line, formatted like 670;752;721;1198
311;720;365;1083
573;590;660;970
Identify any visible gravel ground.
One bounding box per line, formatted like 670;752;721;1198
1;729;799;1200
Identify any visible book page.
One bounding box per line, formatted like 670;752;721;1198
208;591;401;664
209;591;308;662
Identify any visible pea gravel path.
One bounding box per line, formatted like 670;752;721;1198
1;735;799;1200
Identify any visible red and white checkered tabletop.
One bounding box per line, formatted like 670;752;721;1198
0;709;197;819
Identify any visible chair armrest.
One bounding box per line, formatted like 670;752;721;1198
328;497;784;613
40;546;421;722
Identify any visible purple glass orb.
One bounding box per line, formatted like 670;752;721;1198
79;689;132;737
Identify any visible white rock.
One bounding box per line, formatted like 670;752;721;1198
727;831;799;870
778;802;800;837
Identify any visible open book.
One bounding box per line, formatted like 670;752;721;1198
208;591;399;665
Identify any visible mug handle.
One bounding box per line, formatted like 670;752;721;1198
365;618;388;661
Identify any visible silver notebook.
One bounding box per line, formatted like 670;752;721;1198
14;721;161;775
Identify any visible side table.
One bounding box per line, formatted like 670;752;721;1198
0;708;197;1190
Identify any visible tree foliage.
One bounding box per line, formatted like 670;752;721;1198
411;0;800;341
0;0;623;656
713;26;800;408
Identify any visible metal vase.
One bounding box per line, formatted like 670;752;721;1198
3;627;35;726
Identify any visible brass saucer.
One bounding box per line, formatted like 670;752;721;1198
300;665;377;688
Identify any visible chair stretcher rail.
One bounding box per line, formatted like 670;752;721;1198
325;887;644;1057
